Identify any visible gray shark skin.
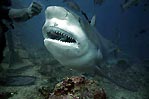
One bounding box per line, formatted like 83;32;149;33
42;6;140;92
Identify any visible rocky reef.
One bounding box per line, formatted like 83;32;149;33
39;76;106;99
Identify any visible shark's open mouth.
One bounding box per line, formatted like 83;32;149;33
46;27;76;43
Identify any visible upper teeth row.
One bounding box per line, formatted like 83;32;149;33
55;31;74;40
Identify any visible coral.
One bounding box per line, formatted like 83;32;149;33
39;76;106;99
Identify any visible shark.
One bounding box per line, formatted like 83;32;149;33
42;6;140;92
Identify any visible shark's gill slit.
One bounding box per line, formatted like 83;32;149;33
47;30;76;43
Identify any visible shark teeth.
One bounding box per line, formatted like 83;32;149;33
47;30;76;43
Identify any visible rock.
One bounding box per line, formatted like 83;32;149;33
39;76;107;99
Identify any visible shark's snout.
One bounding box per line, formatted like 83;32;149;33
45;6;68;20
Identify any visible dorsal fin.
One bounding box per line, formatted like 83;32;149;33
90;15;96;26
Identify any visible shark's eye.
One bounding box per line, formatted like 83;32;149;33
47;31;76;43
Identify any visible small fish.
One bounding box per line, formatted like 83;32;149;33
121;0;141;11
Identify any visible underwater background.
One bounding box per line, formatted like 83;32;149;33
0;0;149;99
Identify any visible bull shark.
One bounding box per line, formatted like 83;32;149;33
42;6;140;91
